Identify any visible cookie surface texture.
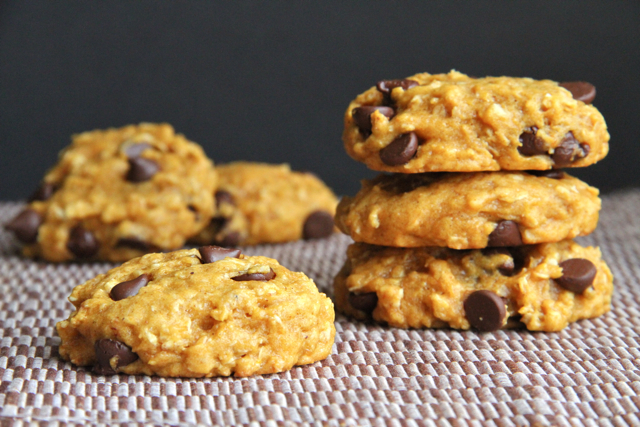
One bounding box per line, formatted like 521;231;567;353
334;241;612;332
343;71;609;172
194;162;338;245
335;171;601;249
11;123;217;262
56;248;336;377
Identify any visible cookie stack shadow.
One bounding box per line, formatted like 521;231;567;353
333;72;614;332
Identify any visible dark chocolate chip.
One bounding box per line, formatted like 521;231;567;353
559;81;596;104
464;290;506;332
232;268;276;282
126;157;160;182
28;182;57;202
124;142;152;158
116;237;151;251
528;169;565;179
215;190;235;207
379;132;419;166
219;231;241;247
552;132;589;166
4;209;42;243
198;245;242;263
517;127;546;156
352;106;395;135
487;221;523;247
555;258;597;294
348;292;378;314
67;225;99;258
376;79;419;105
483;248;516;276
93;339;138;375
303;210;334;240
110;274;150;301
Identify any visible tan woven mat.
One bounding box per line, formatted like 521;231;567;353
1;192;639;426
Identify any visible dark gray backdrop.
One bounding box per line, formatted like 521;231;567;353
1;1;639;199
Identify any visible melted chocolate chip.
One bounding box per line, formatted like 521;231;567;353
232;268;276;281
67;225;99;258
198;245;242;263
5;209;42;243
379;132;419;166
215;190;235;207
110;274;150;301
487;221;523;247
559;81;596;104
28;182;57;202
528;169;565;179
116;237;151;251
126;157;160;182
348;292;378;314
518;127;546;156
124;142;152;158
303;211;334;239
464;290;506;332
352;106;395;135
555;258;597;294
376;79;419;105
93;339;138;375
552;132;589;166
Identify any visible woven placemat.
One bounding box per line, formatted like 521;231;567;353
1;192;639;427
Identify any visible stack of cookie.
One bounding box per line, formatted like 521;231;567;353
333;71;613;332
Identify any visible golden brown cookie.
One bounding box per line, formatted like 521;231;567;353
334;241;613;332
57;246;336;377
4;123;217;262
193;162;338;246
343;71;609;173
335;170;600;249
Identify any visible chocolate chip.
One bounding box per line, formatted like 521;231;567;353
219;231;242;247
376;79;419;105
116;237;151;251
126;157;160;182
528;169;565;179
5;209;42;243
555;258;597;294
124;142;152;158
379;132;419;166
552;132;589;166
93;339;138;375
110;274;150;301
198;245;242;263
517;127;546;156
352;106;395;135
28;182;57;202
232;268;276;282
487;221;522;247
303;210;334;240
67;225;99;258
464;290;506;332
348;292;378;314
215;190;235;207
483;248;516;276
559;81;596;104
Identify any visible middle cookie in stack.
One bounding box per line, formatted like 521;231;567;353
334;71;613;332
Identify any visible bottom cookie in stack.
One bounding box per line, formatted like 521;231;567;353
334;240;613;332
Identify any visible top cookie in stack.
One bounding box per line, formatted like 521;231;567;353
334;71;613;332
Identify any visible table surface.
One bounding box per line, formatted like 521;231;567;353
1;192;639;427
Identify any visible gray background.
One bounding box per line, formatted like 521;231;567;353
1;1;638;199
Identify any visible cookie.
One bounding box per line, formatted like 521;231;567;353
56;246;336;377
335;170;600;249
343;71;609;173
4;123;217;262
192;162;338;246
334;241;613;332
